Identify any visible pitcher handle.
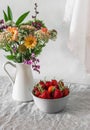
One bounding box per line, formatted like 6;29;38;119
3;61;16;85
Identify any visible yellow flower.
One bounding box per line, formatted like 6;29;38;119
24;35;37;49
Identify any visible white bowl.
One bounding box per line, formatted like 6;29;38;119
32;92;69;114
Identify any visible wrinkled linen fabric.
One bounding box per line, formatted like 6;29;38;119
64;0;90;73
0;76;90;130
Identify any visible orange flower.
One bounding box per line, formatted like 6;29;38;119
7;26;18;41
24;35;37;49
41;28;48;33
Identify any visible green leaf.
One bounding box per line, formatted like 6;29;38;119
5;44;11;51
7;6;13;21
3;10;8;22
16;11;30;25
16;53;22;62
6;55;15;60
33;44;45;56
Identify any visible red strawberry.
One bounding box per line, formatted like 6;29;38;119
51;80;58;86
35;90;41;97
39;81;46;89
33;87;38;92
48;86;55;94
45;81;52;88
63;87;69;97
53;89;63;99
55;85;59;89
39;90;50;99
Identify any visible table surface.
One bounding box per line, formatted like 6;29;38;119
0;76;90;130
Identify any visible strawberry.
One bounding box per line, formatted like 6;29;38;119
48;86;55;94
39;81;46;89
51;80;58;86
39;90;50;99
33;86;38;92
63;87;69;97
45;81;52;88
32;79;70;99
35;90;41;97
53;89;63;99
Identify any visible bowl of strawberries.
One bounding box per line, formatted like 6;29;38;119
32;79;70;113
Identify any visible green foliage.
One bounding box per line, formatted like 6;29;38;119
16;11;30;26
3;6;29;25
4;44;12;52
33;44;45;56
6;55;15;60
15;53;22;62
7;6;13;21
3;6;13;21
3;11;8;22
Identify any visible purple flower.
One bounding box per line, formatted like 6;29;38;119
36;65;40;69
24;60;28;64
32;16;36;19
36;59;40;62
35;3;38;7
24;53;40;73
31;53;35;57
28;60;33;64
33;68;40;73
32;3;39;21
0;19;4;24
36;11;39;14
0;25;8;30
24;59;32;65
13;46;17;53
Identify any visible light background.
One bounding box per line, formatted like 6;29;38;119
0;0;90;84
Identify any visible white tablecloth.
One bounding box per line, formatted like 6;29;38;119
0;77;90;130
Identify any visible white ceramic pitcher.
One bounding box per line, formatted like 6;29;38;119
3;61;34;102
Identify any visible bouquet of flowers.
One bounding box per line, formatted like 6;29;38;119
0;3;57;72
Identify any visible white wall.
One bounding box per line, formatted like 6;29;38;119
0;0;66;28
